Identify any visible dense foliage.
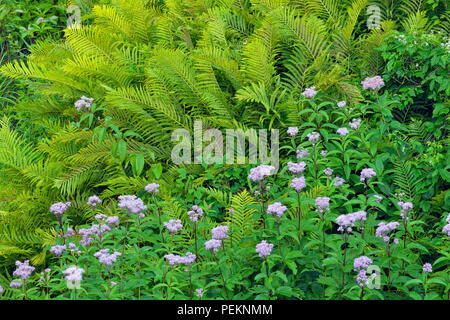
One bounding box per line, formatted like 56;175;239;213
0;0;448;300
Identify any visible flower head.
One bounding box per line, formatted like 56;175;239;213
375;221;399;242
373;195;383;202
307;131;320;143
87;195;101;208
187;205;204;222
50;202;71;218
145;183;160;194
302;87;317;99
164;252;196;266
361;76;385;90
353;256;373;271
267;202;287;218
211;225;229;240
398;201;413;221
118;195;147;214
360;168;376;183
349;118;362;130
356;270;368;288
288;161;306;174
248;164;275;182
50;245;66;257
105;216;119;227
337;127;349;137
196;288;203;298
296;149;310;159
10;280;23;289
94;249;121;267
13;260;35;280
164;219;183;234
255;240;273;258
62;266;85;283
287;127;298;137
205;239;222;253
290;176;306;192
423;263;432;273
442;224;450;237
315;197;330;214
336;211;366;233
333;177;345;187
337;101;346;108
74;96;93;112
324;167;333;178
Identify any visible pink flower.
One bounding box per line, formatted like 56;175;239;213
256;240;273;258
337;127;349;137
349;118;361;130
301;87;317;99
307;131;320;143
287;127;298;136
287;161;306;174
361;76;385;90
290;176;306;192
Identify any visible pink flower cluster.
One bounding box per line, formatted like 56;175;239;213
187;205;204;222
290;176;306;192
353;256;373;288
50;244;66;257
287;127;298;136
94;249;121;266
375;221;399;243
145;183;160;194
164;252;196;266
164;219;183;234
63;266;85;283
256;240;273;258
248;164;275;182
307;131;320;143
315;197;330;214
323;167;333;178
74;96;94;112
267;202;287;218
118;195;147;214
296;149;310;159
360;168;376;183
337;127;349;137
398;201;413;221
349;118;362;130
335;211;367;233
423;263;432;273
12;260;35;280
333;177;345;187
373;195;383;202
353;256;373;271
50;202;71;217
442;214;450;236
204;239;222;253
361;76;385;90
288;161;306;174
87;195;101;207
211;225;229;240
302;86;317;99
